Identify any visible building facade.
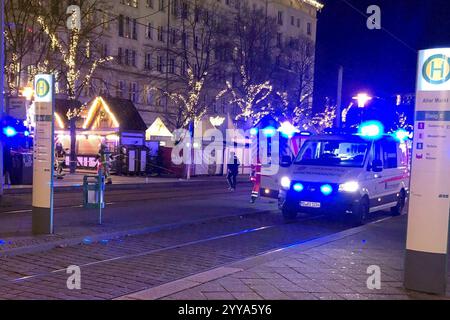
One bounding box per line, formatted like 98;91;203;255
9;0;323;130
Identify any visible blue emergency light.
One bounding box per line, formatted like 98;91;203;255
293;183;304;192
278;122;299;138
3;126;17;137
262;126;276;137
358;121;384;140
320;184;333;196
393;129;411;142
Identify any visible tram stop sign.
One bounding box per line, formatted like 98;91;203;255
32;74;55;235
404;48;450;295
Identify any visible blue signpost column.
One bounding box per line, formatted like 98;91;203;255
404;48;450;294
32;74;55;235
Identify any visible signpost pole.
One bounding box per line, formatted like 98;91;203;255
404;48;450;295
32;74;55;235
0;0;5;198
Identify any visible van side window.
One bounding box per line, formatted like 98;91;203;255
382;141;398;169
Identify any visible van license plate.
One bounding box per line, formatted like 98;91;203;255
300;201;321;208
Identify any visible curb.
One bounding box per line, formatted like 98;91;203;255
3;178;251;195
0;209;278;257
116;216;395;300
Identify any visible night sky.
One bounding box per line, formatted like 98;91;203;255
313;0;450;109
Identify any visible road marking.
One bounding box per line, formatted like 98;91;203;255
10;214;325;283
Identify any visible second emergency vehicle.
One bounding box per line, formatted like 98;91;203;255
278;126;410;225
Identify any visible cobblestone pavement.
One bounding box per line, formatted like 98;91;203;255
139;215;447;301
0;181;256;252
0;198;392;300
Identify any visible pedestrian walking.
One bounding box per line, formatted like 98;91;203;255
226;152;240;191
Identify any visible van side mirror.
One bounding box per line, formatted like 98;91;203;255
371;159;383;172
280;155;292;167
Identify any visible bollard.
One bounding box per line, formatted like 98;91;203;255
83;169;105;224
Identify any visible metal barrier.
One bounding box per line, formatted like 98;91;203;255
83;169;105;224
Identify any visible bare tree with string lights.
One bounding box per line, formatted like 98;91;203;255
35;1;113;172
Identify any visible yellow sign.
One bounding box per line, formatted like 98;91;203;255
35;79;50;98
422;54;450;85
34;74;53;102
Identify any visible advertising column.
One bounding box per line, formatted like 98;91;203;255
405;49;450;294
32;74;55;235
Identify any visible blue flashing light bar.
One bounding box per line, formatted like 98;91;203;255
358;121;384;140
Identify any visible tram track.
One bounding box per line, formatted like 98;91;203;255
9;213;326;284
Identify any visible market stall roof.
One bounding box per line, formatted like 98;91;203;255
83;96;147;132
146;117;173;139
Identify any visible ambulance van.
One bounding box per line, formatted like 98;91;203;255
278;131;410;225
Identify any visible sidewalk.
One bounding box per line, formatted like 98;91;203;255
3;172;236;194
120;215;450;300
0;182;262;256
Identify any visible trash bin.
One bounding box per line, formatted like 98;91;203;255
83;172;105;209
10;151;33;185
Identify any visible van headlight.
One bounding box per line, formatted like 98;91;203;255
339;181;360;193
280;176;291;189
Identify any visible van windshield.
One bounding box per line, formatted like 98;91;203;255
294;140;370;167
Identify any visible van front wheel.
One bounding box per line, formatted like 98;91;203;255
350;197;369;226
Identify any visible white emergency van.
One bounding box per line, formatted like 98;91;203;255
278;133;410;225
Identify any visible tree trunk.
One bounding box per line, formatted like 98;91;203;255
69;117;77;173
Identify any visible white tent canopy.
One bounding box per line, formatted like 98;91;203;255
146;117;173;140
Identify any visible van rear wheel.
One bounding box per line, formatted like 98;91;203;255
391;190;406;216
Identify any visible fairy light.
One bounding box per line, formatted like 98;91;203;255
54;112;66;129
160;68;208;128
216;64;272;124
37;15;112;101
301;0;324;10
99;97;120;128
82;97;120;129
83;97;100;129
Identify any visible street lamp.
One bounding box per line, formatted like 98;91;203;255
20;86;35;101
353;93;372;108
